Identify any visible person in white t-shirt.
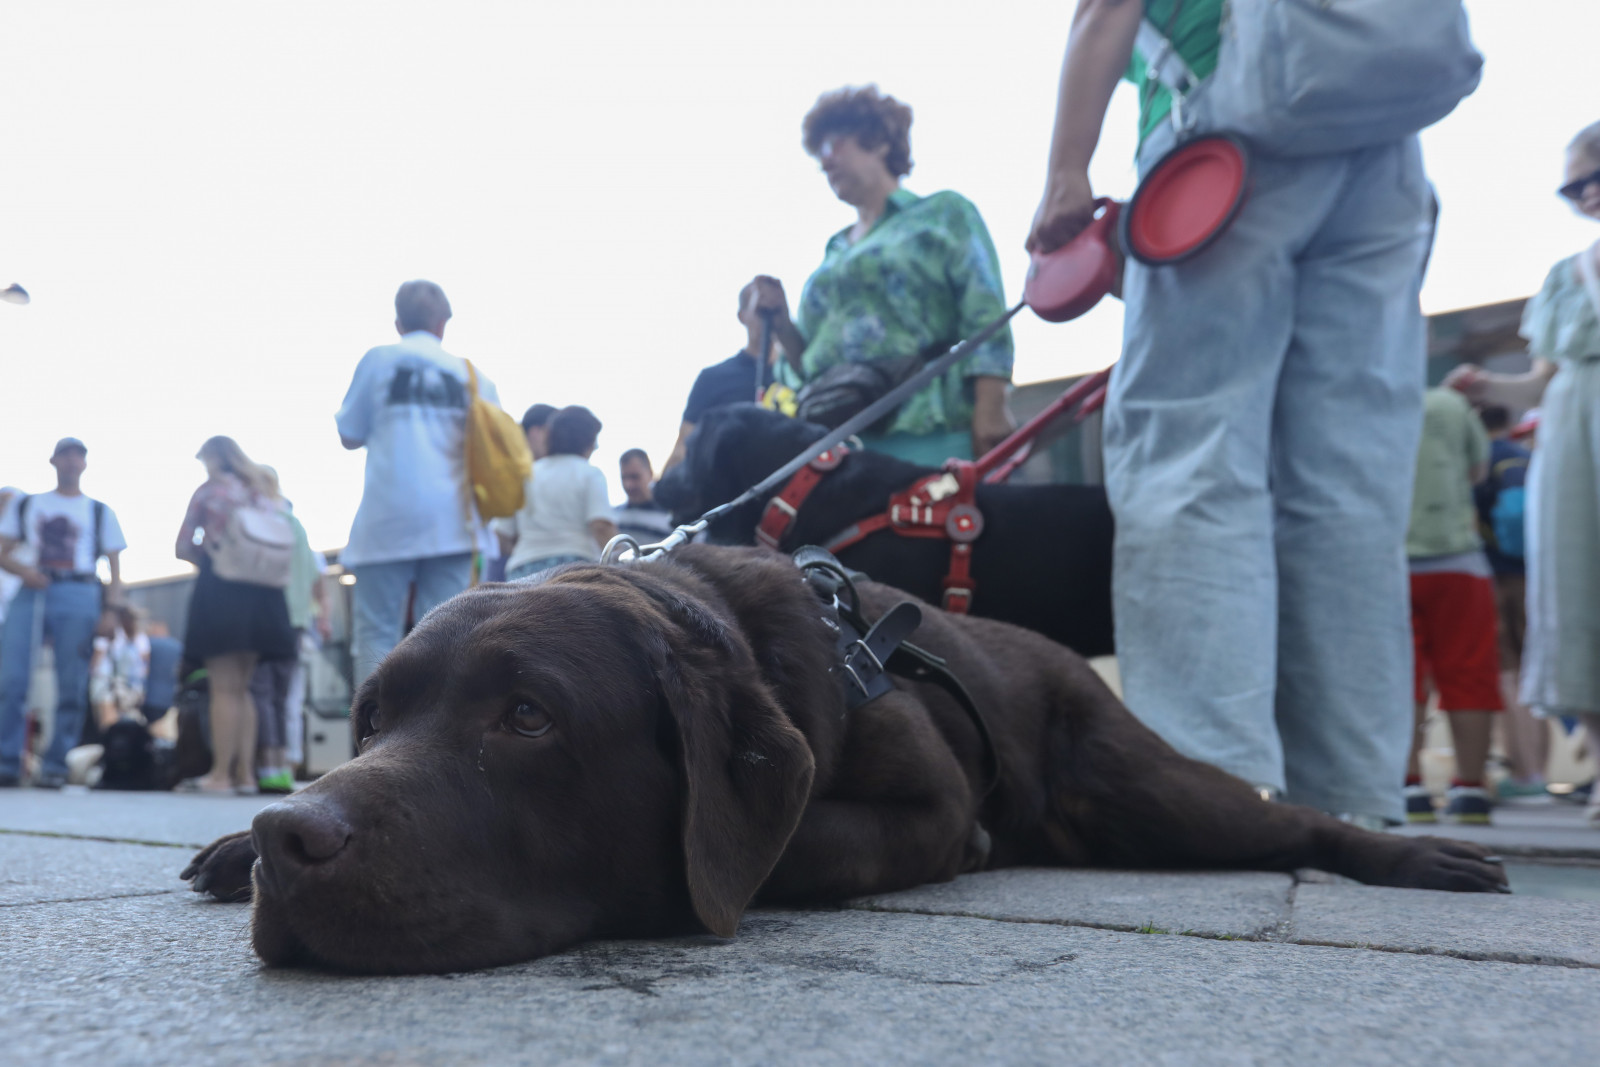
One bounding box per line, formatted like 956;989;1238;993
495;406;618;581
336;280;504;683
0;438;127;788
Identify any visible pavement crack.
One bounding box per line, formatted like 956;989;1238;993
844;902;1278;944
0;889;184;909
1287;937;1600;971
0;828;202;850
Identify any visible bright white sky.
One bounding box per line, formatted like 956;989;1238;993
2;1;1596;582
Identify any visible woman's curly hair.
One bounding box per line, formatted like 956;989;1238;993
802;85;914;178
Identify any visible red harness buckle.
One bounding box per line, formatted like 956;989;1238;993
760;447;985;615
756;447;851;551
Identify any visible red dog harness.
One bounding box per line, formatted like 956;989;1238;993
755;445;985;614
751;368;1114;615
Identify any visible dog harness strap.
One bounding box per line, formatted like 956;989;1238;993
811;461;987;612
840;601;923;707
793;545;1000;798
756;446;851;551
821;513;894;554
887;642;1000;798
937;462;982;614
795;546;914;711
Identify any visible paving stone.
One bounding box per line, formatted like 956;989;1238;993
1290;882;1600;967
0;787;278;847
1503;861;1600;903
3;896;1597;1066
0;834;190;906
848;867;1295;939
1394;801;1600;859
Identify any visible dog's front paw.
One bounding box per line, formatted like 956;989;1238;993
1382;836;1509;894
180;830;258;902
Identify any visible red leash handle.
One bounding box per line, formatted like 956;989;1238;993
974;367;1111;483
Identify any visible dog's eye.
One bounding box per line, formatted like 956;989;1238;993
360;704;381;740
509;703;553;739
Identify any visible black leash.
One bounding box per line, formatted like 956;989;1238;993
794;546;1000;799
602;299;1026;564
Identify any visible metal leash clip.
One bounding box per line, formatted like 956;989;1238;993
600;518;710;566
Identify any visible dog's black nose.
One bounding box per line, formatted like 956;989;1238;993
252;799;353;889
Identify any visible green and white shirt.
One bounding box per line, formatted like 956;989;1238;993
1127;0;1224;148
784;188;1014;438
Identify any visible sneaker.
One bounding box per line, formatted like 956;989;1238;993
1404;785;1437;823
257;771;295;795
1444;785;1493;825
1495;778;1549;800
1338;812;1394;832
31;773;67;790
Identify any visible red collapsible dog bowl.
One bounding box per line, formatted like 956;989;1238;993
1024;198;1123;323
1121;134;1250;266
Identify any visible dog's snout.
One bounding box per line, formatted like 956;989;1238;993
253;800;353;887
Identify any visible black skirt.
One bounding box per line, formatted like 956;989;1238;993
183;559;297;663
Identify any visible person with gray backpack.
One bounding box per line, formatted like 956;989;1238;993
1027;0;1481;827
175;435;296;794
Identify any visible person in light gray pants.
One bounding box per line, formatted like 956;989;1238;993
1102;124;1433;825
1029;0;1436;826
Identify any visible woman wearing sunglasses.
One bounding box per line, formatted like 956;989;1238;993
1448;121;1600;826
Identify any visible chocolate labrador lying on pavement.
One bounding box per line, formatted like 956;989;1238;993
653;404;1116;657
183;545;1506;974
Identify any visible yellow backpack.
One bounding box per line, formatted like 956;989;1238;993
463;360;532;519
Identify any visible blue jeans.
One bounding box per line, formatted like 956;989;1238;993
0;580;103;779
505;555;590;582
349;553;473;685
1105;128;1432;822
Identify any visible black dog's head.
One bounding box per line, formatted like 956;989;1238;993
247;561;816;974
97;719;155;790
653;404;826;541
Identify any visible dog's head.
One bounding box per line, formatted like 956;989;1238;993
248;562;816;974
653;404;825;539
98;719;154;789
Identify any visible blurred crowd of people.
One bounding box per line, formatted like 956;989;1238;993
0;282;675;793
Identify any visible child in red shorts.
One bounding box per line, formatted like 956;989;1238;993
1405;388;1503;824
1406;563;1505;823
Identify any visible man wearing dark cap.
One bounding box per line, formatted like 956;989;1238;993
0;438;127;787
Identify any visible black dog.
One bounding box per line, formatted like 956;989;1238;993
182;546;1504;975
653;404;1115;657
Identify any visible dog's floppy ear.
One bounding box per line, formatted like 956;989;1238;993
651;590;815;938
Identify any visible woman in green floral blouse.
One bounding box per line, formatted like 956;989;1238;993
749;85;1016;466
1449;121;1600;825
